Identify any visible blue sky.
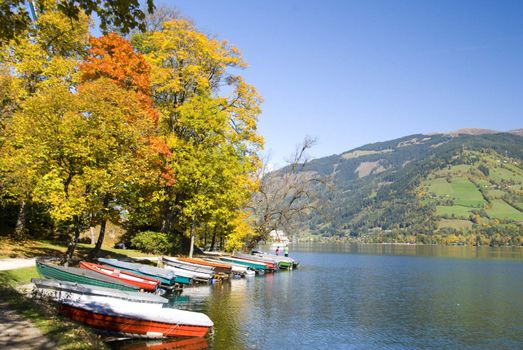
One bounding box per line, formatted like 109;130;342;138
157;0;522;168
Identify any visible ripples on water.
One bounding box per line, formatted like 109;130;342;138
111;244;523;350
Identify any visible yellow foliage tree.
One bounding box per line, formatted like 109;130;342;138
132;19;263;254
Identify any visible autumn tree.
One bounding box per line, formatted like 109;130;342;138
78;33;170;258
1;0;155;43
2;75;162;263
1;7;164;261
0;3;89;239
131;19;263;255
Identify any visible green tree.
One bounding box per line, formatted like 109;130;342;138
1;0;155;43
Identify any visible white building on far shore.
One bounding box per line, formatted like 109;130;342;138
268;230;290;245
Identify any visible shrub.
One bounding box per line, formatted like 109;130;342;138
131;231;171;254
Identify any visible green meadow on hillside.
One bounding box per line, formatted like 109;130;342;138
421;151;523;232
436;205;475;219
486;200;523;221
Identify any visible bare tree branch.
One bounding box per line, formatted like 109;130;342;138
247;137;331;246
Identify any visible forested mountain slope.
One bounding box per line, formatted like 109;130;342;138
282;131;523;245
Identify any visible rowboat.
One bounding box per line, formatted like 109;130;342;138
218;256;268;271
162;256;215;275
162;262;213;283
237;252;292;269
252;250;299;269
234;253;286;269
32;278;167;306
176;257;232;275
59;299;213;338
232;254;277;271
80;261;160;292
202;257;255;277
36;260;139;291
98;258;190;286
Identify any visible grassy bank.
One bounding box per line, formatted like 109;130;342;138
0;237;156;260
0;267;108;350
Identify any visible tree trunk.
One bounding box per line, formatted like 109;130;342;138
89;213;95;244
90;194;110;259
14;200;27;240
188;217;195;258
160;201;173;233
89;226;95;245
210;226;217;251
62;215;81;266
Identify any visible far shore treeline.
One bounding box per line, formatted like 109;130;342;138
0;3;277;263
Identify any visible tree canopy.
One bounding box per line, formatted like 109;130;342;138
0;5;268;260
1;0;155;43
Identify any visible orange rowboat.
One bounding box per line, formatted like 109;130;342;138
176;257;232;275
59;301;213;338
80;261;160;292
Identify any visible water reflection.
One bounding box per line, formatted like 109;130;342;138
291;242;523;260
113;337;208;350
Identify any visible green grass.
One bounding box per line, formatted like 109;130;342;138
490;167;520;182
486;189;506;199
428;177;485;207
437;219;473;230
485;200;523;221
0;268;107;349
449;177;485;207
450;164;474;173
473;178;491;188
436;205;475;219
0;266;39;286
0;238;156;259
428;178;453;196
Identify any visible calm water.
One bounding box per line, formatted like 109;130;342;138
112;244;523;350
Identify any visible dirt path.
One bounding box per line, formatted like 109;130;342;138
0;259;57;349
0;301;57;350
0;258;36;271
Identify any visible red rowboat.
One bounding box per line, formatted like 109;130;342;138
59;301;213;338
80;261;160;292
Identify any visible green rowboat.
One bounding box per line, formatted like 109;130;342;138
36;261;139;292
276;260;292;269
219;256;267;271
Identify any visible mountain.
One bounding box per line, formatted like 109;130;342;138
280;131;523;245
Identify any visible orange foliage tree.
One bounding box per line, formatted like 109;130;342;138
77;33;174;257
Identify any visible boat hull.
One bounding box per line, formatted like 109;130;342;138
219;257;268;271
32;278;167;306
80;261;160;292
60;304;210;338
36;261;138;292
98;258;183;286
176;257;232;275
162;257;215;275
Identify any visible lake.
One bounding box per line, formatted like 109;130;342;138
111;244;523;349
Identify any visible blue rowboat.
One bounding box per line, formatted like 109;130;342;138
98;258;191;286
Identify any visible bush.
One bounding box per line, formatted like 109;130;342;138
131;231;171;254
